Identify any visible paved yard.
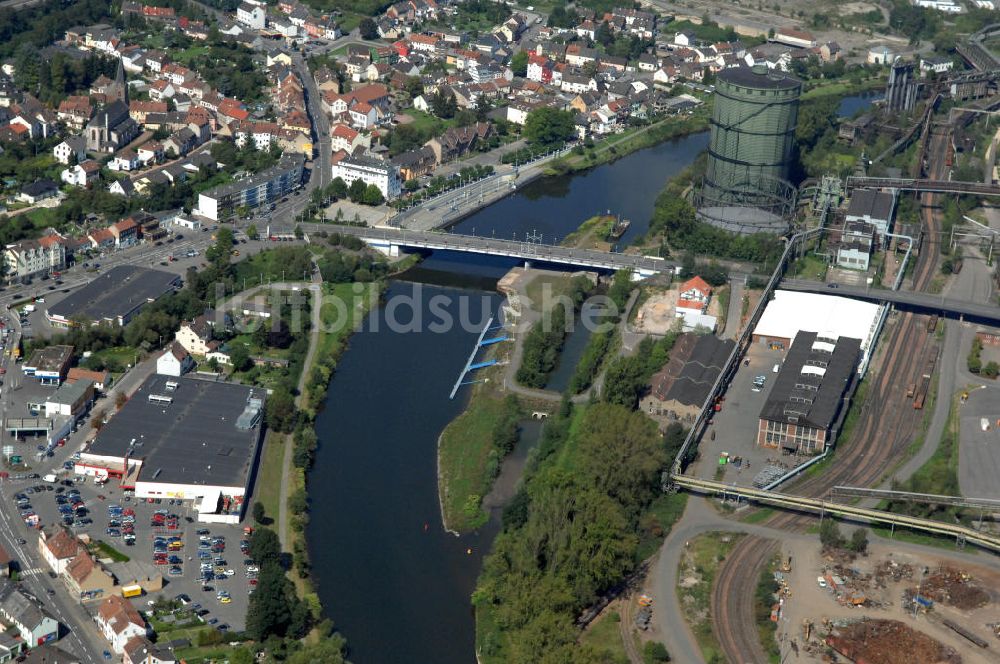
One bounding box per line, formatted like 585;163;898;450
958;384;1000;500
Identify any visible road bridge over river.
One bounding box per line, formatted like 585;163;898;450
295;224;679;276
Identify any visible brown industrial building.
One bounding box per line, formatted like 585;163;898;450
641;334;734;428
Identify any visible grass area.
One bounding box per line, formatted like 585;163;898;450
562;214;617;249
398;107;454;135
676;531;745;663
550;113;710;176
85;346;139;373
437;365;516;532
870;524;959;549
635;493;688;561
580;610;629;664
313;281;375;367
91;540;129;562
524;273;574;310
254;434;285;526
886;391;961;516
172;45;210;65
800;77;884;100
789;253;829;280
715;285;730;335
740;507;776;525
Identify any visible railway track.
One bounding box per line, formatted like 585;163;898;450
709;128;949;663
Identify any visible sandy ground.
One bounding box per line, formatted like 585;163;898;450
634;288;680;335
777;537;1000;663
323;199;390;226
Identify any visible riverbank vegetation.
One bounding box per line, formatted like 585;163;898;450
473;400;688;662
516;274;594;388
438;389;522;532
550;112;710;176
566;270;633;395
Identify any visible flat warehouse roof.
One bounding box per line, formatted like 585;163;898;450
753;290;881;353
87;375;265;488
47;265;180;323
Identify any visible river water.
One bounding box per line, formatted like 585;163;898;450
306;93;879;664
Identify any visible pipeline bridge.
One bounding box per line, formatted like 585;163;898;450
672;475;1000;552
780;278;1000;324
315;225;679;276
845;176;1000;197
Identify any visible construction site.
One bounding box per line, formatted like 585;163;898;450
770;536;1000;663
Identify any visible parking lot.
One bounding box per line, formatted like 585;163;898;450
694;339;819;488
3;469;256;631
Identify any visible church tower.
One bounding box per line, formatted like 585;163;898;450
110;58;128;105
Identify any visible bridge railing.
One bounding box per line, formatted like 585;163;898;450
674;475;1000;552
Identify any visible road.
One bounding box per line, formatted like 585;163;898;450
273;223;679;275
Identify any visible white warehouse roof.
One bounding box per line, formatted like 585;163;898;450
754;290;881;353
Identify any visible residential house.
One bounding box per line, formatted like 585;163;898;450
109;149;140;172
0;578;59;648
677;275;712;312
64;550;115;602
156;343;194;377
108;178;136;197
330;123;369;154
136;142;164;165
17;180;59;205
110;218;139;247
60;160;102;187
66;367;111;392
122;636;175;664
148;80;175;101
3;236;66;282
391;145;436;180
236;0;267;30
424;122;493;164
128;101;167;124
87;228;115;251
96;595;148;654
38;529;79;575
56;96;93;130
53;136;88;165
174;314;222;356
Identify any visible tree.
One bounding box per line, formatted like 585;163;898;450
577;404;665;508
362;183;385;206
359;17;378;40
819;518;844;549
229;344;251;372
246;223;259;240
510;50;529;78
986;361;1000;379
248;528;282;568
265;388;297;432
348;177;367;202
849;528;869;554
246;563;293;640
475;94;491;123
431;88;457;119
643;641;671;663
252;501;266;525
329;177;348;200
523;107;575;146
403;75;423;99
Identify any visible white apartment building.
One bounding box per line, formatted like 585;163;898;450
330;153;401;200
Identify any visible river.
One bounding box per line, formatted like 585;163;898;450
306;91;879;664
